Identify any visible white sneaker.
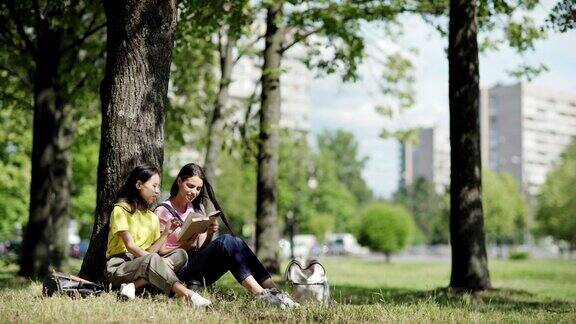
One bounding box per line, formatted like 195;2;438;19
260;288;299;309
119;283;136;300
259;288;285;308
186;291;212;307
276;290;300;308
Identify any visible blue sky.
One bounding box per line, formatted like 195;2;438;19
309;4;576;198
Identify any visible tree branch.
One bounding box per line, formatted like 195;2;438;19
240;79;261;161
0;20;19;50
0;63;29;87
0;90;32;109
281;25;323;53
66;47;106;100
233;33;265;64
6;0;37;58
61;21;106;54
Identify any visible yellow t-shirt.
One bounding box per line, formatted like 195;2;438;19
106;202;161;258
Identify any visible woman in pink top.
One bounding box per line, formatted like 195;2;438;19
156;163;298;308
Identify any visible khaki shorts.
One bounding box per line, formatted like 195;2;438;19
106;249;187;294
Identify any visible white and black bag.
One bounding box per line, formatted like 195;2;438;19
284;259;330;304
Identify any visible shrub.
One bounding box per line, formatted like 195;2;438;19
508;250;530;260
357;202;414;261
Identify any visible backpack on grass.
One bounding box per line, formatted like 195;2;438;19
42;272;105;298
284;259;330;304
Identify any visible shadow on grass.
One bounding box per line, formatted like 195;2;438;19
331;284;575;313
0;258;83;292
1;258;574;316
0;261;32;291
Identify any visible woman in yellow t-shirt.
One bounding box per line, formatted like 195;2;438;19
105;165;210;307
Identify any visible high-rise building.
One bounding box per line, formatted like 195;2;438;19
229;45;311;133
482;83;576;196
401;83;576;197
173;45;312;169
399;126;450;194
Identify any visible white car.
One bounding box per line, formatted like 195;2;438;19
326;233;369;256
279;234;320;258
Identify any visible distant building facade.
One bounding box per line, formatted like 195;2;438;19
401;83;576;197
400;126;450;194
174;45;312;169
482;83;576;196
229;45;312;133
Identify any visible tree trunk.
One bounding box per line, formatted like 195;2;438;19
255;3;284;274
448;0;491;291
19;22;71;279
79;0;178;282
204;32;237;183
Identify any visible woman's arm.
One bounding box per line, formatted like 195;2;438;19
118;226;178;270
148;218;180;254
118;231;150;257
146;231;171;254
197;219;219;249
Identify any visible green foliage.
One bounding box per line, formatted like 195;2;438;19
166;26;218;155
547;0;576;33
357;202;414;257
479;0;548;80
70;111;101;240
167;0;253;159
278;130;315;234
0;1;105;241
301;213;335;242
316;130;373;205
508;250;530;260
214;149;257;238
372;30;417;118
482;170;527;245
310;146;359;233
395;177;450;245
536;141;576;248
0;1;105;107
0;105;31;240
506;63;549;81
274;1;414;83
211;129;372;238
419;0;548;80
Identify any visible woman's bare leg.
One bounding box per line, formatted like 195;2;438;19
132;278;147;289
260;278;277;290
241;275;265;294
171;282;211;307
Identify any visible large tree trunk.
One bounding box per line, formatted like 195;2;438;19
204;32;237;183
448;0;491;291
255;4;284;274
79;0;178;282
19;22;71;279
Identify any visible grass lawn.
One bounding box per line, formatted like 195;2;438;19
1;257;575;323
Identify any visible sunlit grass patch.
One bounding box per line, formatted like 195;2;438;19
1;257;575;323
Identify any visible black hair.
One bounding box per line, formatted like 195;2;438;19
169;163;225;217
117;165;160;212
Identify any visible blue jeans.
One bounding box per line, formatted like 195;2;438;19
178;234;271;286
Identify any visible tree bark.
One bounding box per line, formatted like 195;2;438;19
255;3;284;274
79;0;177;282
448;0;491;291
204;32;237;184
19;21;71;279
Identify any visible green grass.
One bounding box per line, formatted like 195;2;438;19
1;257;575;323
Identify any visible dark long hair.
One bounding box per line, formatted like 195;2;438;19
170;163;224;217
117;165;160;212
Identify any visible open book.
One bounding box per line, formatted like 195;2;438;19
176;210;221;242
